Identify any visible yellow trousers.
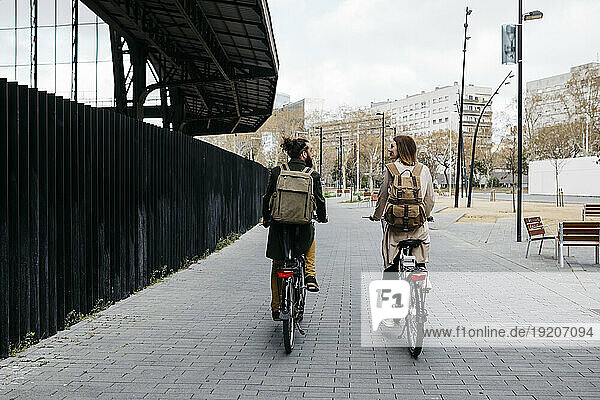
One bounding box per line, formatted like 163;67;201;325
271;238;316;311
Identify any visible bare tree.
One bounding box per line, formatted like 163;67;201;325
360;133;381;192
524;89;545;144
564;64;600;155
416;129;456;190
530;121;581;205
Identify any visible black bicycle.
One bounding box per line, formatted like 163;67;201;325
277;225;307;354
394;239;429;358
365;215;432;358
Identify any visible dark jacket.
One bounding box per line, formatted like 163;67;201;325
262;158;327;260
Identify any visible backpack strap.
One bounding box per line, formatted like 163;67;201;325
412;162;423;177
411;163;423;201
385;162;401;176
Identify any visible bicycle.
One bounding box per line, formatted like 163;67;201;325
277;225;307;354
394;239;429;358
365;215;432;358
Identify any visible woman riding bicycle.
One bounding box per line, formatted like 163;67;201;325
369;135;435;274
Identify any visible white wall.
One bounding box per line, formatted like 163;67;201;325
529;156;600;196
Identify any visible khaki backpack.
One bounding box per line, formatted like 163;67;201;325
383;162;426;231
270;163;315;224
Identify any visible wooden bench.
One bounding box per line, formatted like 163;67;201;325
370;192;378;207
524;217;557;259
583;204;600;220
558;221;600;268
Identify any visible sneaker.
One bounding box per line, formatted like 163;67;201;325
272;310;281;321
305;276;320;292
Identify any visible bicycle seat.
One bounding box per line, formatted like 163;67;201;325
397;239;423;249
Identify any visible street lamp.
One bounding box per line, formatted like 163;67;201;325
376;112;385;171
466;71;513;207
455;6;472;208
516;2;543;242
523;10;543;20
316;126;323;175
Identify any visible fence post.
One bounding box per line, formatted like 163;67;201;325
0;79;9;358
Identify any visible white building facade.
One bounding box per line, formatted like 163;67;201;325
369;83;493;144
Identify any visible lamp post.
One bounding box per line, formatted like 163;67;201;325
315;126;323;175
376;112;385;171
517;3;543;241
319;126;323;175
454;6;472;208
339;136;344;191
356;124;360;191
467;71;513;207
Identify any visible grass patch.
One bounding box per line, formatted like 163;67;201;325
324;193;340;198
9;332;38;357
341;199;362;203
215;232;241;251
148;232;241;287
64;298;114;329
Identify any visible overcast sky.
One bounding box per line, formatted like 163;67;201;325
268;0;600;117
1;0;599;125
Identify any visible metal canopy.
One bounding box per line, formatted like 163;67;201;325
82;0;279;135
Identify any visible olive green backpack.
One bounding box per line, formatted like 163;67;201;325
383;162;426;231
270;163;315;225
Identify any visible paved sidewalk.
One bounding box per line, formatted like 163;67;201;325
1;198;600;399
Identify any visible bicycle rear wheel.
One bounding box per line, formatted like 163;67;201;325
407;282;424;358
282;280;295;354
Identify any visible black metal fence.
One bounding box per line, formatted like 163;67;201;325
0;79;268;357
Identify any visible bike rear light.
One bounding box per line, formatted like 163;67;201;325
278;271;294;278
410;273;427;281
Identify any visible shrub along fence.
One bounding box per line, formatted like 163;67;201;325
0;79;268;357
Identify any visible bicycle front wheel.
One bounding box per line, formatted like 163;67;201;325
406;282;424;358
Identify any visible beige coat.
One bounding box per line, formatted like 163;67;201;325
373;161;435;267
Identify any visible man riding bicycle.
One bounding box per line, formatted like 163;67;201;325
263;137;327;321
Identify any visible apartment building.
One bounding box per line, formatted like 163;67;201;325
370;82;493;144
526;62;600;127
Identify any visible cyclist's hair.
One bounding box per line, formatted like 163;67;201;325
281;137;309;158
393;135;417;166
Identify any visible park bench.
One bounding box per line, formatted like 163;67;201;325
358;191;371;207
524;217;557;259
583;204;600;220
371;192;378;207
558;221;600;268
